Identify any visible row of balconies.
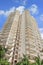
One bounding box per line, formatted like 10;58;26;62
5;40;19;62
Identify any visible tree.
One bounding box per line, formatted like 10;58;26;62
22;55;29;65
0;45;10;65
0;59;10;65
16;55;43;65
35;55;41;65
0;45;5;58
16;55;30;65
41;60;43;65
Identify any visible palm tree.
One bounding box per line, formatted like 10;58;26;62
35;55;41;65
16;55;30;65
16;61;22;65
22;55;29;65
41;60;43;65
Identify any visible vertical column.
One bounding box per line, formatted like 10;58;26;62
0;12;15;46
18;12;26;59
25;11;38;62
5;11;20;64
25;11;30;57
13;15;21;64
31;16;42;57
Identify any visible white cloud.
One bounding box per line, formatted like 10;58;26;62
39;28;43;39
16;6;25;14
40;14;43;21
41;33;43;39
0;10;5;15
21;0;27;6
29;4;38;15
12;0;27;6
0;6;25;16
39;28;43;33
0;4;39;16
23;0;27;5
0;7;15;16
5;7;15;16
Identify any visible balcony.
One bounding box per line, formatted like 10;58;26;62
8;57;12;63
30;53;37;57
14;55;18;59
8;47;14;51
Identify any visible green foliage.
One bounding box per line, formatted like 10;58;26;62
16;61;22;65
16;55;29;65
41;60;43;65
0;45;5;58
22;55;29;65
30;63;36;65
0;59;10;65
35;55;41;65
16;55;43;65
0;45;43;65
0;45;10;65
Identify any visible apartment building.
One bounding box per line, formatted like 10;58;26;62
0;10;43;65
40;39;43;60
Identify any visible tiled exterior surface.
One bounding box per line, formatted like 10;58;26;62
40;40;43;60
0;10;43;65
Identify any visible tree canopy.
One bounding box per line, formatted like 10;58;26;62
0;45;10;65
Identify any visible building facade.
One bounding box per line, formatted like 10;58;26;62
0;10;43;65
40;40;43;60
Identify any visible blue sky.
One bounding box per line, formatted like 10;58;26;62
0;0;43;38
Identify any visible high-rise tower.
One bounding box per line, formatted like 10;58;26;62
0;10;43;65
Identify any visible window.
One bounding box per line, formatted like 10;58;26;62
15;55;18;59
14;60;17;63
